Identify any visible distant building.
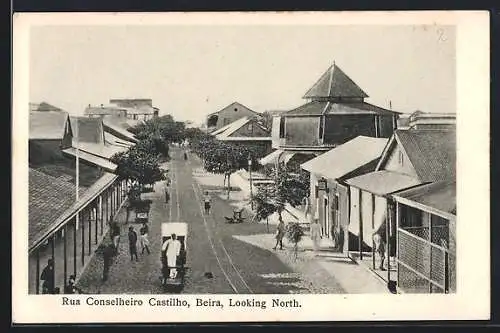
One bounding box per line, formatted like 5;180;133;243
212;116;272;158
109;98;159;121
263;62;401;168
408;110;456;130
206;102;262;132
30;102;64;112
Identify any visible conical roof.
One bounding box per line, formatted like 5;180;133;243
303;63;369;99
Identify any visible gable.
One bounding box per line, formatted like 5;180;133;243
377;139;418;178
229;119;269;138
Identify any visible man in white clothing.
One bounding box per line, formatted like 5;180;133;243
162;234;181;278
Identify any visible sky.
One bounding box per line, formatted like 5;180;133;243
30;24;455;124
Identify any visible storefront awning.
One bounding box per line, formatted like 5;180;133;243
62;148;117;172
259;149;297;166
346;170;422;196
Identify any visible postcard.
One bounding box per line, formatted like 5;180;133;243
12;11;490;323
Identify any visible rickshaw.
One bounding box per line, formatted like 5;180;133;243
134;200;151;224
160;222;188;292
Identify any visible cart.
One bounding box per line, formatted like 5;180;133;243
160;222;188;292
134;200;151;224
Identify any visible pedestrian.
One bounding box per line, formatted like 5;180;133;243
203;191;211;215
310;218;322;253
162;233;181;279
373;233;386;270
140;224;151;255
184;151;188;160
165;188;170;204
128;226;139;261
64;275;83;294
273;217;286;250
111;220;120;253
102;243;114;282
40;258;55;294
302;193;311;219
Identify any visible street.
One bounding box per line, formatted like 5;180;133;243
77;146;344;294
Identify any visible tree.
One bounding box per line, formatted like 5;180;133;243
110;147;164;187
253;162;310;222
286;222;305;260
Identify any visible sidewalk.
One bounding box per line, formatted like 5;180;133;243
233;233;389;294
191;155;389;294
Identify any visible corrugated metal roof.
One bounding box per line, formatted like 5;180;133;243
303;63;369;99
102;116;138;143
394;129;456;182
346;170;422;196
214;117;269;140
62;147;118;172
29;172;118;251
207;101;261;117
104;132;135;148
71;141;127;159
393;180;456;217
301;136;389;179
69;116;105;144
29;111;70;140
29;168;80;247
284;100;399;116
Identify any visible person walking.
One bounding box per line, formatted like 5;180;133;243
203;191;212;215
310;219;322;253
40;259;55;294
64;275;83;294
140;224;151;255
128;226;139;261
273;218;286;250
302;194;311;219
102;243;114;282
165;188;170;204
111;220;121;254
373;233;386;271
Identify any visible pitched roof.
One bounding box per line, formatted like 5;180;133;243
102;116;139;143
207;102;261;117
70;116;105;144
29;111;71;140
104;132;135;148
84;106;127;115
284;100;400;116
393;129;456;182
71;141;127;159
29;168;77;246
301;136;389;179
31;102;64;112
214;116;270;141
303;63;369;99
393;180;456;218
62;147;118;172
345;170;422;196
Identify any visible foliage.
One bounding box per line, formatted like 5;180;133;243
252;162;310;223
110;146;164;186
286;222;305;259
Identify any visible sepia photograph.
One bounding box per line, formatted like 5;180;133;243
12;11;489;323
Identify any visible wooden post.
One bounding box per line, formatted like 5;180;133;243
73;218;77;276
88;209;92;255
372;194;376;270
100;196;104;236
64;224;68;288
395;202;400;288
36;249;40;294
386;202;391;284
81;211;85;266
359;189;363;260
51;234;55;292
95;205;98;244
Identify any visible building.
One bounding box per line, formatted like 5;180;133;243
212;116;273;158
300;136;389;252
109;98;159;121
84;104;128;118
392;180;456;293
102;116;139;144
408;111;456;130
262;62;401;167
345;128;456;291
28;110;129;294
206;102;262;132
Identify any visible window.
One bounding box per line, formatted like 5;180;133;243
247;123;253;131
319;116;324;140
223;118;230;125
398;151;404;166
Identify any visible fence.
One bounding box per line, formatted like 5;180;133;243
397;228;455;293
